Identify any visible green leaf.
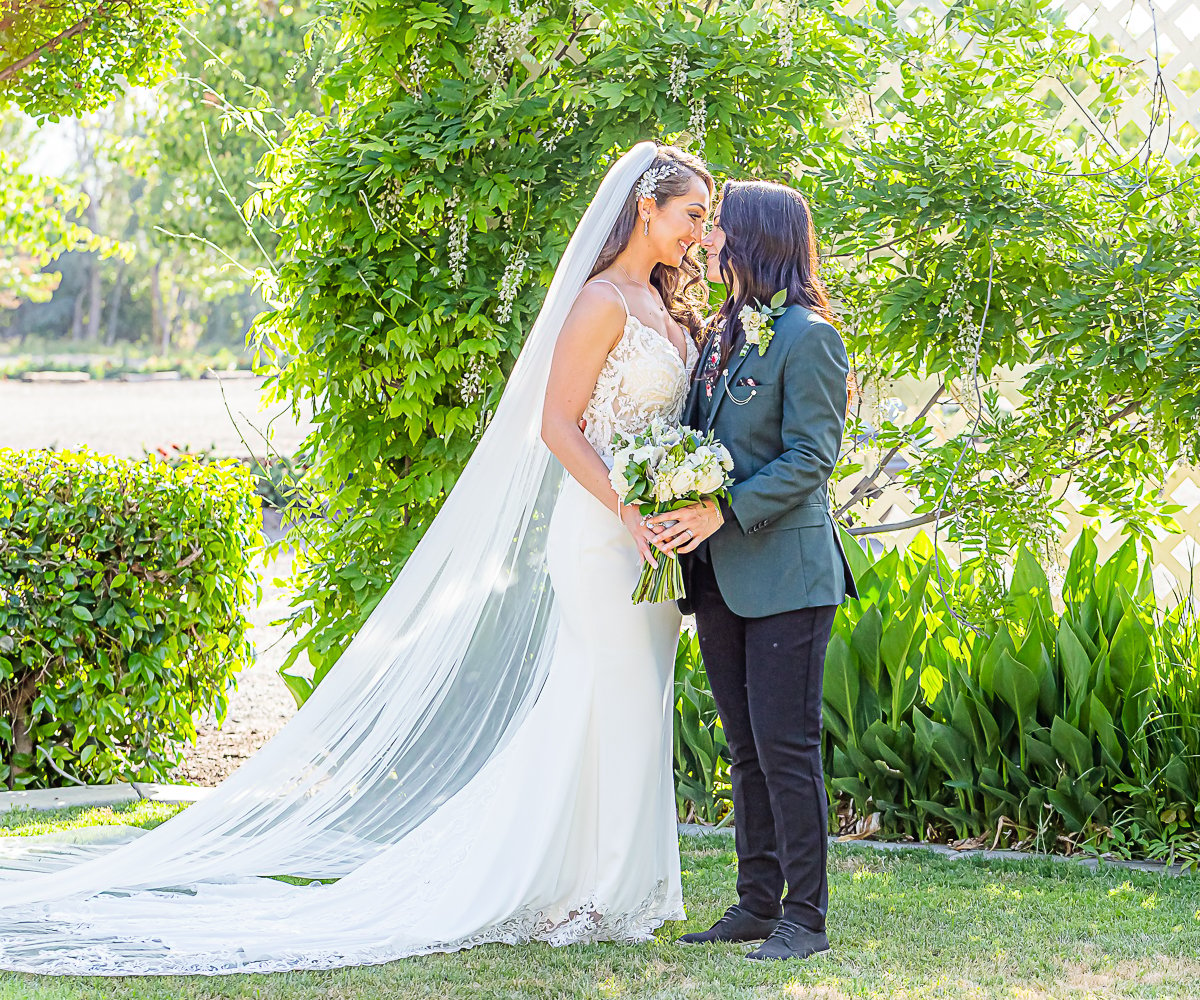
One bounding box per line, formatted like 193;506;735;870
850;604;883;690
1056;619;1091;720
1050;716;1093;775
992;650;1039;726
822;634;859;739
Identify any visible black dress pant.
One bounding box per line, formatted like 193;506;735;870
690;555;836;931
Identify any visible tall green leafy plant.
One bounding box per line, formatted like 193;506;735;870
674;630;731;824
823;526;1200;866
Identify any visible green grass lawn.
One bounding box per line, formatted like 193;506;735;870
2;804;1199;999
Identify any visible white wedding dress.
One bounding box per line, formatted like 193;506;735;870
0;143;698;976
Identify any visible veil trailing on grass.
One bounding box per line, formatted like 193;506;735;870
0;142;660;975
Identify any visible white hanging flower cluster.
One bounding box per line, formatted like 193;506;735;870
283;56;303;89
668;49;688;102
953;309;983;374
936;265;970;323
777;25;795;66
775;0;804;66
409;46;430;94
1027;373;1054;420
459;354;489;405
379;177;404;222
446;193;469;286
1078;379;1105;450
543;107;579;153
936;265;984;373
497;247;529;322
474;2;538;91
1146;411;1173;496
310;50;329;87
688;94;707;136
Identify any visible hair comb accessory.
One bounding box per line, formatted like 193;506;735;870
635;163;676;202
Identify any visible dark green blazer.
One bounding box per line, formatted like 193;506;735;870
679;304;858;618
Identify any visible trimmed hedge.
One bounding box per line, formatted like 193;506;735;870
0;449;261;789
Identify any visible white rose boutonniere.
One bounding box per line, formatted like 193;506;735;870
738;289;788;358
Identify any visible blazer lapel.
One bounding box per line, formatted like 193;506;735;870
706;343;755;431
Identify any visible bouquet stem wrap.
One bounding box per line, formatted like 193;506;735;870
632;511;687;604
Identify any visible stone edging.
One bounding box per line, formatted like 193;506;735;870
2;790;1186;878
0;783;210;814
677;823;1190;877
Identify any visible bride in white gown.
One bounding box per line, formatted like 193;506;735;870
0;142;714;976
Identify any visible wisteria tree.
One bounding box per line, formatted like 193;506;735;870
244;0;1198;690
251;0;866;692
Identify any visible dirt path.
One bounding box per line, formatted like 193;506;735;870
172;547;300;787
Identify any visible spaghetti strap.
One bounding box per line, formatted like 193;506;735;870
589;278;630;317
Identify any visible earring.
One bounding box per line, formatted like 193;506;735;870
643;216;649;237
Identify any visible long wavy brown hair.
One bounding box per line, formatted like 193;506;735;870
588;145;714;343
712;179;835;369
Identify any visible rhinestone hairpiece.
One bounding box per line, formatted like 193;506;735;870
634;163;676;202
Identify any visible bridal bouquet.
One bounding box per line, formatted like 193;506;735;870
610;419;735;605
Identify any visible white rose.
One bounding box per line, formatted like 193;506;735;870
654;473;677;503
739;305;765;343
712;443;734;471
670;466;697;495
629;444;658;468
609;464;630;497
696;464;726;494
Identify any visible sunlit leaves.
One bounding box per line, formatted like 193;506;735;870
0;449;260;789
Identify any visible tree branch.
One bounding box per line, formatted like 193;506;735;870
0;1;117;84
836;381;944;517
827;225;929;259
842;398;1145;537
847;511;949;536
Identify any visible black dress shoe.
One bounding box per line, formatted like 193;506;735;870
745;919;830;961
677;904;780;944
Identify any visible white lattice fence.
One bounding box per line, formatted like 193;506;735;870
838;1;1199;603
834;372;1200;605
863;0;1200;161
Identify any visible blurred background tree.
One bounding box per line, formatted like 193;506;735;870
0;0;333;358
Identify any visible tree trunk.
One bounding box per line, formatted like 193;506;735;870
10;704;33;788
150;261;166;353
5;673;41;789
170;285;187;350
85;253;103;342
104;259;127;346
69;285;85;342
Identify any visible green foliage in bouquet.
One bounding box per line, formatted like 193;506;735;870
823;526;1200;868
0;449;260;789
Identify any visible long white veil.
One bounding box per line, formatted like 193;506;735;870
0;141;659;974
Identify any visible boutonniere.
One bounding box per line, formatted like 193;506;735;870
738;290;787;358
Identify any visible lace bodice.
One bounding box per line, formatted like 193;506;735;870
583;309;698;465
